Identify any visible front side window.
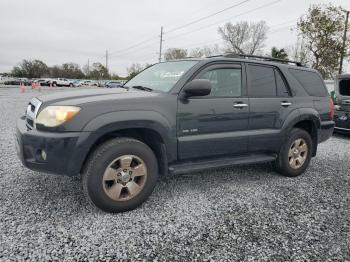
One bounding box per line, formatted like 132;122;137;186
248;64;276;97
125;61;198;92
198;68;242;97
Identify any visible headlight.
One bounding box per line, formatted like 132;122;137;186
35;106;81;127
334;105;341;111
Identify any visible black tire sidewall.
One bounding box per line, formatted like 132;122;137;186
84;139;158;213
277;128;313;177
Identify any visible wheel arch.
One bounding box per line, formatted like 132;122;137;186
79;127;169;177
282;108;321;157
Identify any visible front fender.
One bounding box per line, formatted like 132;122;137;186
87;110;175;153
67;110;177;176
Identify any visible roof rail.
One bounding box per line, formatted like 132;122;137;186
221;53;305;67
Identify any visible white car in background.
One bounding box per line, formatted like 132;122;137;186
49;78;74;87
80;80;98;86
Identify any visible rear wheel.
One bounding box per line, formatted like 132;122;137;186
69;83;73;87
275;128;312;177
82;138;158;213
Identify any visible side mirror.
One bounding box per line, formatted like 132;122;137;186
182;79;212;98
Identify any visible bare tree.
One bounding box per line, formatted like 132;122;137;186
189;44;221;58
218;21;268;55
288;39;311;66
164;48;188;61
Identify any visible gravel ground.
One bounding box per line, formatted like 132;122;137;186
0;87;349;261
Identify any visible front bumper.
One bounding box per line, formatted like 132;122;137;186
16;116;89;176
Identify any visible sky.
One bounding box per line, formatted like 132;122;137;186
0;0;349;76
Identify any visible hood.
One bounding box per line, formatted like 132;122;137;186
37;88;158;105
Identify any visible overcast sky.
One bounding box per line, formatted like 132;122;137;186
0;0;349;76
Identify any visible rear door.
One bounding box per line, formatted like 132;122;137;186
247;63;295;153
177;63;249;160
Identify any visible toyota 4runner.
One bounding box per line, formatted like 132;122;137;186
16;54;335;213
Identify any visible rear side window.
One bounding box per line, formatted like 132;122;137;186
248;65;276;97
289;69;328;96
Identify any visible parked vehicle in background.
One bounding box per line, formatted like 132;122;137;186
49;78;74;87
4;77;31;86
105;80;123;88
72;80;82;87
33;79;50;86
80;80;98;86
16;54;334;213
333;74;350;134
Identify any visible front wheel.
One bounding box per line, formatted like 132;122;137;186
275;128;313;177
82;138;158;213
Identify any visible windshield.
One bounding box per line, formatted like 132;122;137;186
125;61;198;92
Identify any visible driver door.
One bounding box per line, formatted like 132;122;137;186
177;63;249;160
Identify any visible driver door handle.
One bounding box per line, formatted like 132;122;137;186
233;103;248;109
281;101;292;107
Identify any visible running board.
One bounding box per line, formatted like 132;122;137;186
168;154;276;175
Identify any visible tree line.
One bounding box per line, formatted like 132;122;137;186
11;60;126;80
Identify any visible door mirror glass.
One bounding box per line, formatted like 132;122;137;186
183;79;212;97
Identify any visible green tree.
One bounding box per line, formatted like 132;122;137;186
87;62;110;80
271;47;288;60
11;59;49;78
164;48;188;61
126;63;151;79
297;4;348;78
218;21;268;55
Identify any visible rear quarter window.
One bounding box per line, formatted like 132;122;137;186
288;69;328;97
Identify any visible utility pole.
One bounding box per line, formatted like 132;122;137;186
105;50;108;71
158;26;164;62
339;10;349;74
87;59;90;75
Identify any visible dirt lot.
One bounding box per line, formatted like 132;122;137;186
0;86;349;261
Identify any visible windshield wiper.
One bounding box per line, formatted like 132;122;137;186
131;85;153;92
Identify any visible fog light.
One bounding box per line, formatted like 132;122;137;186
41;150;47;161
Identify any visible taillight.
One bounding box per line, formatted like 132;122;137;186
329;96;334;120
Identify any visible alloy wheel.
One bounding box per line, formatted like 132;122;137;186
102;155;147;201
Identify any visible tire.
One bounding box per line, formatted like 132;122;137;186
275;128;313;177
52;82;57;87
69;83;73;87
82;137;158;213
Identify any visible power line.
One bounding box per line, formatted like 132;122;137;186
165;0;252;34
164;0;282;42
108;36;159;58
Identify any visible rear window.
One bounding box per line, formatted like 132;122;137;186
289;69;328;96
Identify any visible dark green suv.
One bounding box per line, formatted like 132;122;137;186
16;54;335;213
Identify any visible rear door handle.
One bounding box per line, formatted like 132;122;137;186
281;102;292;107
233;103;248;108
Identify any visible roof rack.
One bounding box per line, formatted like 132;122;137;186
212;53;304;67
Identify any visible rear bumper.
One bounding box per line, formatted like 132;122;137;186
319;121;335;143
334;110;350;134
16;116;90;176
